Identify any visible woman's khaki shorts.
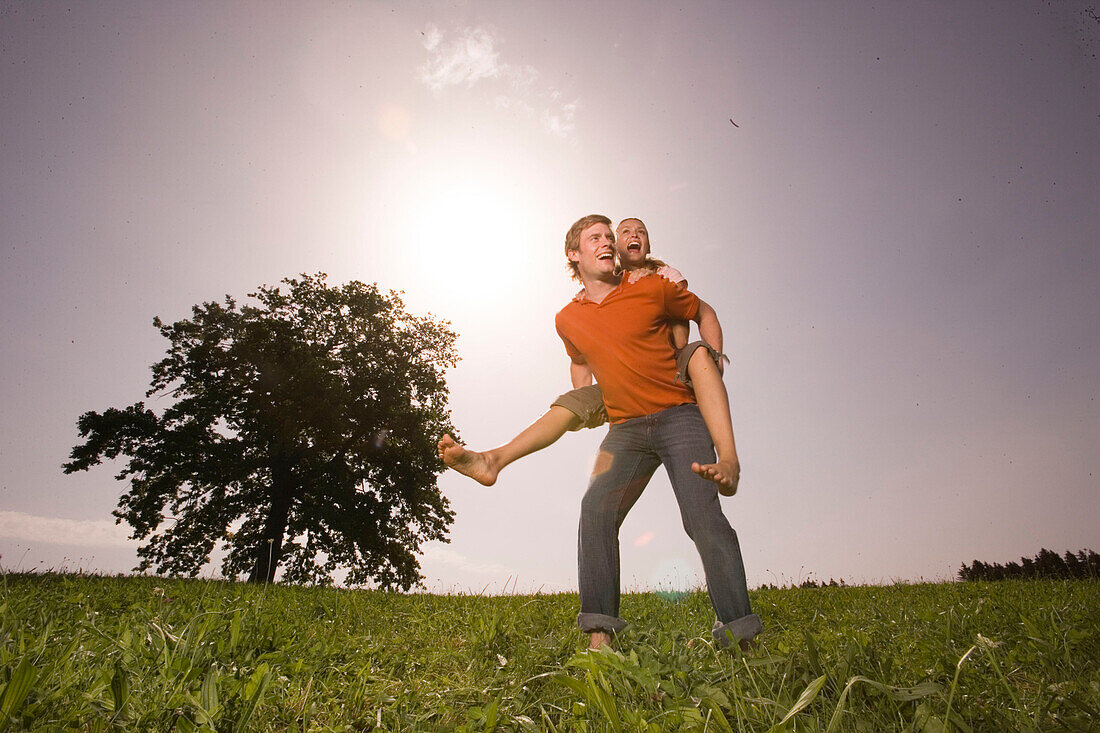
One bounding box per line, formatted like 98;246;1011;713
551;343;722;431
675;340;724;387
551;385;608;431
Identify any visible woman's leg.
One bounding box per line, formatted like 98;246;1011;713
438;385;606;486
682;346;741;495
438;406;580;486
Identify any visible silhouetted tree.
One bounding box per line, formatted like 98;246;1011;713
1036;548;1066;578
1021;556;1037;578
1073;549;1100;578
65;274;458;588
1086;550;1100;577
958;549;1099;581
1064;551;1082;577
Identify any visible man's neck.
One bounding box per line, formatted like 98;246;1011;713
579;272;621;304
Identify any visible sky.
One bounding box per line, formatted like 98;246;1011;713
1;1;1097;594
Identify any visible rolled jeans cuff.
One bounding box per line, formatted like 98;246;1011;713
552;385;609;431
712;613;763;647
577;612;628;635
676;341;725;387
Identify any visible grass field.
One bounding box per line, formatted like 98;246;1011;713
0;574;1096;731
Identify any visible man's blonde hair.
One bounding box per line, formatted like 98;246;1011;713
564;214;612;282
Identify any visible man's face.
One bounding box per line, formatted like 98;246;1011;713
568;222;617;279
615;219;650;269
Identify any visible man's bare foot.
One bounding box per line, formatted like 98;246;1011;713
589;631;612;650
437;434;500;486
692;459;740;496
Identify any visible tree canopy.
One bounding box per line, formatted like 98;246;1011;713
64;273;459;589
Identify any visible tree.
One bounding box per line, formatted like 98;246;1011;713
64;274;459;589
958;548;1100;581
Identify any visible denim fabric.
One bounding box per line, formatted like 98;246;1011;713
576;403;760;642
713;614;764;648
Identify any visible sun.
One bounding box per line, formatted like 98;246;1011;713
368;161;544;323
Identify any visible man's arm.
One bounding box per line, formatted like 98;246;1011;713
693;299;725;374
669;275;691;351
570;358;594;388
557;316;593;388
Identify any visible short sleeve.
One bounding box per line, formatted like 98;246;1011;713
555;311;583;362
658;277;700;321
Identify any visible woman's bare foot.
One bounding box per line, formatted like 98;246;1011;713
692;459;740;496
437;434;500;486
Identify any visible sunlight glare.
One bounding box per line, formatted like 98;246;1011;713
374;167;539;323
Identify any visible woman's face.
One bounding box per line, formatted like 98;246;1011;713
615;218;650;269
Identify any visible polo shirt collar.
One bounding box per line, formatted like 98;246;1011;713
573;276;625;304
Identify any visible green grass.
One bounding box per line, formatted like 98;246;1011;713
0;574;1096;730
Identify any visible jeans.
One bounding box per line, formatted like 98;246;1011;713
576;403;762;646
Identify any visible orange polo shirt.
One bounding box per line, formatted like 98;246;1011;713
555;272;700;423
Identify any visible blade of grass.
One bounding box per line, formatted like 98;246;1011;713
767;674;826;733
232;663;271;732
826;675;941;732
0;656;37;731
942;644;977;732
975;635;1025;713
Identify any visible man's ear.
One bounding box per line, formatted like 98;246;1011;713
567;248;581;263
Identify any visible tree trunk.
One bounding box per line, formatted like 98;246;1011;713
248;458;295;583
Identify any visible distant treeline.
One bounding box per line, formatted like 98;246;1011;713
958;548;1099;581
757;577;849;590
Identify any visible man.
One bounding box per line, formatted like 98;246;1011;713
556;214;761;650
436;217;740;493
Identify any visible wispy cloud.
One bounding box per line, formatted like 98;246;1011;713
420;543;512;576
418;25;501;90
0;510;132;547
542;101;578;138
417;24;579;137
